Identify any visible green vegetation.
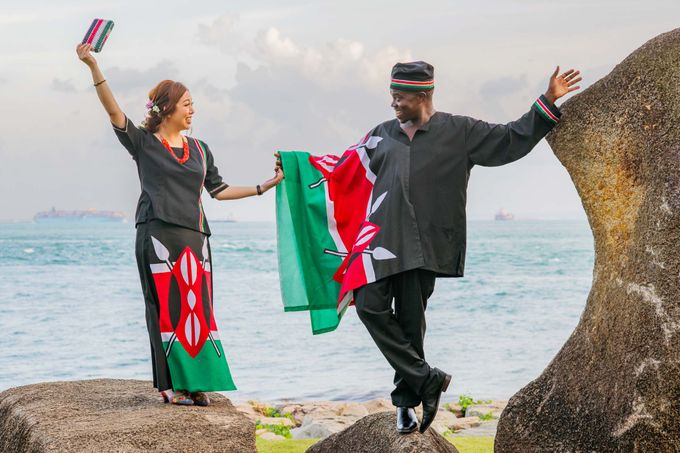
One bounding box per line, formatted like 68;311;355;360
256;438;317;453
458;394;492;412
256;437;495;453
262;406;283;417
256;421;293;439
260;406;295;422
448;436;495;453
479;411;495;421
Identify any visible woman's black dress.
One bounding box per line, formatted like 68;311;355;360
114;118;235;392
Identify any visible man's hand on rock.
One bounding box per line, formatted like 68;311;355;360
545;66;582;104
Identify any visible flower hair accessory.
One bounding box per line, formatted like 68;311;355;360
145;100;161;115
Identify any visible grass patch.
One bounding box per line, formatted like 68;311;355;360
478;411;495;421
256;421;292;439
256;436;495;453
448;436;495;453
263;406;293;420
458;394;492;413
256;438;317;453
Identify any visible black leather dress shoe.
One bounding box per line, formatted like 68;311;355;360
396;406;418;433
419;368;452;433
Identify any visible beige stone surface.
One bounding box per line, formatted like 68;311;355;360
0;379;255;453
259;432;286;441
256;416;294;427
451;416;481;431
362;398;392;414
430;408;460;434
337;402;370;418
465;401;507;419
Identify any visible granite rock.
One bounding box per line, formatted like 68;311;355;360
496;28;680;452
0;379;255;453
306;411;458;452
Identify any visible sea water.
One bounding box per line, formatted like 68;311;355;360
0;220;593;403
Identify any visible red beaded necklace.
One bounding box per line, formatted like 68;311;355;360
159;135;190;164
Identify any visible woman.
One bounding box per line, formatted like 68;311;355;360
77;43;283;406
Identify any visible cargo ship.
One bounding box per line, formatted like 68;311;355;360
494;208;515;221
34;207;127;223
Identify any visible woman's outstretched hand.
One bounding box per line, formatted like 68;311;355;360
262;167;284;192
76;43;97;68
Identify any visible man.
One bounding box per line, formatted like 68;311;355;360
276;60;580;434
351;61;580;434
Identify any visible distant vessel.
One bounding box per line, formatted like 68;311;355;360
212;212;237;223
34;207;126;223
494;208;515;221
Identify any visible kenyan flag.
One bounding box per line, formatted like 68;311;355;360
276;134;396;334
149;237;235;391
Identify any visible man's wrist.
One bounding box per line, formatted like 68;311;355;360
544;92;557;105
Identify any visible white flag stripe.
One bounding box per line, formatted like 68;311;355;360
355;147;377;184
150;263;167;274
324;178;347;254
161;331;219;342
337;290;353;315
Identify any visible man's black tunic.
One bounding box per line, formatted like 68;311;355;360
361;95;561;280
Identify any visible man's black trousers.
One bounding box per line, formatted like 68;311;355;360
354;268;436;407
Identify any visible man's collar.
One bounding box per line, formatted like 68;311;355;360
396;111;438;134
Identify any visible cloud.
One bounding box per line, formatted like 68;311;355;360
250;27;410;90
51;78;77;93
480;74;528;99
105;60;181;93
199;16;412;91
478;74;531;118
197;14;245;56
0;13;36;25
191;20;413;159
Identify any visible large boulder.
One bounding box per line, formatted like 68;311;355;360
0;379;255;452
496;28;680;451
306;411;458;452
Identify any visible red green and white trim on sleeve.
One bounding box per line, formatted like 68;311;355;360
533;96;561;125
390;78;435;90
193;138;209;233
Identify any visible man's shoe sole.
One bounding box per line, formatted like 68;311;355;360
397;425;417;434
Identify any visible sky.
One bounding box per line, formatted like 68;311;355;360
1;0;679;222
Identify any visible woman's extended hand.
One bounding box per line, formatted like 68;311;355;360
76;43;97;68
262;168;284;192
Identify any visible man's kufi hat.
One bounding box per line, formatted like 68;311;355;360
390;61;434;91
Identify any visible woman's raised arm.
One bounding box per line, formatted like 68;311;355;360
76;43;125;128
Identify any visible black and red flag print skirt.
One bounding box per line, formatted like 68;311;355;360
135;220;235;392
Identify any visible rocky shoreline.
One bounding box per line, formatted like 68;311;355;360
234;398;507;442
0;379;502;452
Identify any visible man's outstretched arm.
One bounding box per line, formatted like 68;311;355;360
466;66;581;167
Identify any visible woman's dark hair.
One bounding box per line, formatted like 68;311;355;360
142;80;188;133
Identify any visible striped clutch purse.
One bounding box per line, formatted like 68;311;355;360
82;19;114;53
